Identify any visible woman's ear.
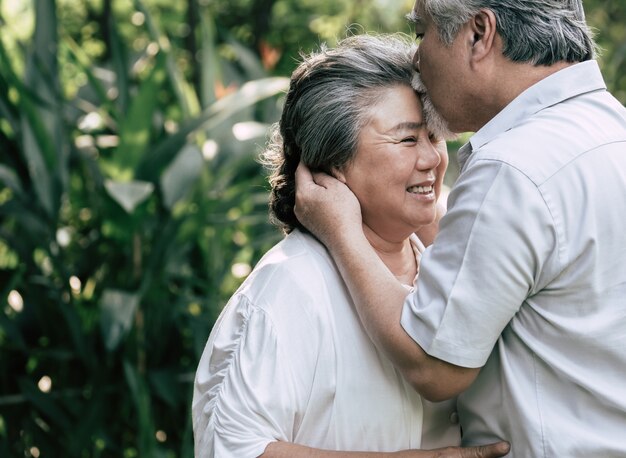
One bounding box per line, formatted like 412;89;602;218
332;167;347;184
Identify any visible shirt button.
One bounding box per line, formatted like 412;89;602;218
449;411;460;424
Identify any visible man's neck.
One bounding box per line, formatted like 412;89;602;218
472;60;577;132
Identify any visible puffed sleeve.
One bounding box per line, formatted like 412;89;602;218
192;294;299;458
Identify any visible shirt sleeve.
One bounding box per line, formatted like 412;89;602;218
192;294;299;458
401;158;559;368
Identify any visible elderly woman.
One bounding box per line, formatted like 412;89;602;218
193;34;503;458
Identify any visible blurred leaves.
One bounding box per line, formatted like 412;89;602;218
104;180;154;213
100;289;140;350
0;0;285;456
160;144;203;210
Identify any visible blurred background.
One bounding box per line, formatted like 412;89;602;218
0;0;624;456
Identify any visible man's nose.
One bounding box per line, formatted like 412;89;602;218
412;48;421;73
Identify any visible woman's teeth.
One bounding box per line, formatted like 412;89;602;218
407;185;434;194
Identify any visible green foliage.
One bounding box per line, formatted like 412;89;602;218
207;0;415;75
585;0;626;105
0;0;285;456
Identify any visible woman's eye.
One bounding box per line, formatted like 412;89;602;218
401;136;417;143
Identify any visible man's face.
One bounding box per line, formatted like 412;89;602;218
410;2;469;133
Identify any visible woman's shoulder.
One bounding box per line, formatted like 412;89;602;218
215;230;342;340
257;229;333;270
240;229;338;303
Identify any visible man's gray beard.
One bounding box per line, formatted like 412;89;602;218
411;72;457;141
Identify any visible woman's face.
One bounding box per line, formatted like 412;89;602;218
339;85;448;242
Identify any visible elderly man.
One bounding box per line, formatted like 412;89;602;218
295;0;626;456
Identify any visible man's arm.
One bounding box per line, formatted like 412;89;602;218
294;164;478;401
414;199;446;247
263;441;510;457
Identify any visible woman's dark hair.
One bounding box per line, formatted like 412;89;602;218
261;33;416;234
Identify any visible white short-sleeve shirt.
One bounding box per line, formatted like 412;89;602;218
194;230;460;457
401;61;626;456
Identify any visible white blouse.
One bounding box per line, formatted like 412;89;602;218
193;230;460;457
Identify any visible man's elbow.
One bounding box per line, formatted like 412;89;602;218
402;362;480;402
406;374;460;402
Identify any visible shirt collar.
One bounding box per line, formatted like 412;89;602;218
459;60;607;170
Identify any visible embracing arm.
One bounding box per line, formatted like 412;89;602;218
262;441;510;457
294;164;478;401
415;199;447;247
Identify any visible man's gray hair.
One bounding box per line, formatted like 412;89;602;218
262;34;418;234
412;0;597;65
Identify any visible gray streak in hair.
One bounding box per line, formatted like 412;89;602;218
261;34;419;233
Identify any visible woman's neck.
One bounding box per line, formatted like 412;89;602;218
362;225;417;286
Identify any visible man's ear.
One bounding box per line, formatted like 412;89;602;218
469;9;497;63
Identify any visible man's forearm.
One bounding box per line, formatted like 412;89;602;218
414;201;447;247
325;229;476;401
293;164;476;400
262;441;510;457
325;230;435;394
262;441;395;457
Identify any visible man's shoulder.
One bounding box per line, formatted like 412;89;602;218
473;90;626;185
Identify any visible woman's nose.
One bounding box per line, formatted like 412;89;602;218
417;142;441;170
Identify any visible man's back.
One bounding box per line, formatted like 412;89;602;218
455;62;626;456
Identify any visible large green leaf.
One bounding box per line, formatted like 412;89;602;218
20;114;56;216
123;360;156;456
200;11;219;106
23;0;65;216
160;143;203;209
0;34;58;216
62;33;117;122
225;36;267;81
110;53;167;176
148;368;179;408
58;301;91;367
104;179;154;214
108;8;131;115
100;289;140;351
135;0;200;118
0;165;23;195
136;76;289;181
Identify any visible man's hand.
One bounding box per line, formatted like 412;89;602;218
409;442;510;458
294;163;362;249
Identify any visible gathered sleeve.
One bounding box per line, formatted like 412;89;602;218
192;293;302;458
